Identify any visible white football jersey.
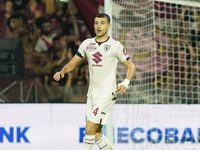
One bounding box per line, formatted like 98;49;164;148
78;37;129;103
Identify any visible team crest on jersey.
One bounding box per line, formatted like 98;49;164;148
104;44;111;52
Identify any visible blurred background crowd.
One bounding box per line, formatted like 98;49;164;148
111;1;200;104
152;3;200;104
0;0;200;104
0;0;91;103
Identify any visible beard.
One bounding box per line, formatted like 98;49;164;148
54;47;62;52
43;30;52;36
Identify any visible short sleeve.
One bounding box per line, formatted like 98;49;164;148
77;40;86;58
34;39;43;52
116;43;130;62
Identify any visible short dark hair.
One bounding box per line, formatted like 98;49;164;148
10;14;22;20
95;13;110;24
42;19;52;25
192;59;197;66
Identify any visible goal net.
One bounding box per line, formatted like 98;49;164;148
112;0;200;104
109;0;200;149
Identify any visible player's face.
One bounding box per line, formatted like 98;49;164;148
42;22;53;35
53;40;61;51
94;17;111;38
10;18;20;30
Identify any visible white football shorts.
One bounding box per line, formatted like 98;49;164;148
86;97;116;125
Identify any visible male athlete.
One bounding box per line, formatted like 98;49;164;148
53;13;135;150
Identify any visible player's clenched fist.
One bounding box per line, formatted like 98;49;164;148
53;71;65;81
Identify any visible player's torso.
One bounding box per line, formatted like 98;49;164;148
84;38;118;79
83;38;119;99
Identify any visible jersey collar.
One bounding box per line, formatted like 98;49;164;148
95;36;110;46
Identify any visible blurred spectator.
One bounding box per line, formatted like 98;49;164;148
172;34;185;47
62;15;80;43
66;0;91;41
28;0;37;13
0;0;13;38
4;0;14;19
188;60;200;85
66;61;89;87
38;1;81;53
34;20;57;52
18;30;39;73
9;14;27;37
48;0;69;35
34;3;47;30
48;1;80;45
10;0;29;14
52;22;62;35
49;36;72;66
41;0;55;14
49;36;74;86
23;0;38;31
74;61;89;86
24;1;49;32
31;51;54;86
173;44;195;85
0;0;5;11
32;40;70;87
179;6;200;48
32;52;51;73
179;6;200;31
65;61;89;98
67;40;80;56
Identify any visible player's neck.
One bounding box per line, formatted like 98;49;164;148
95;35;109;43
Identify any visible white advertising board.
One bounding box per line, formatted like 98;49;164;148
113;104;200;150
0;104;51;150
0;104;200;150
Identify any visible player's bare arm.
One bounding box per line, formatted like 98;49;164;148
53;55;83;81
116;59;135;96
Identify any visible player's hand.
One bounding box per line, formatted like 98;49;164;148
53;71;65;81
116;84;127;96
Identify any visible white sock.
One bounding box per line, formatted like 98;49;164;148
83;135;95;150
95;134;113;150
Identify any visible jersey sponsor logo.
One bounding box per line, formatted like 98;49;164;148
92;52;103;67
104;44;111;52
86;45;97;51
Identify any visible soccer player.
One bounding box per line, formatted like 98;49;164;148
53;13;135;150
